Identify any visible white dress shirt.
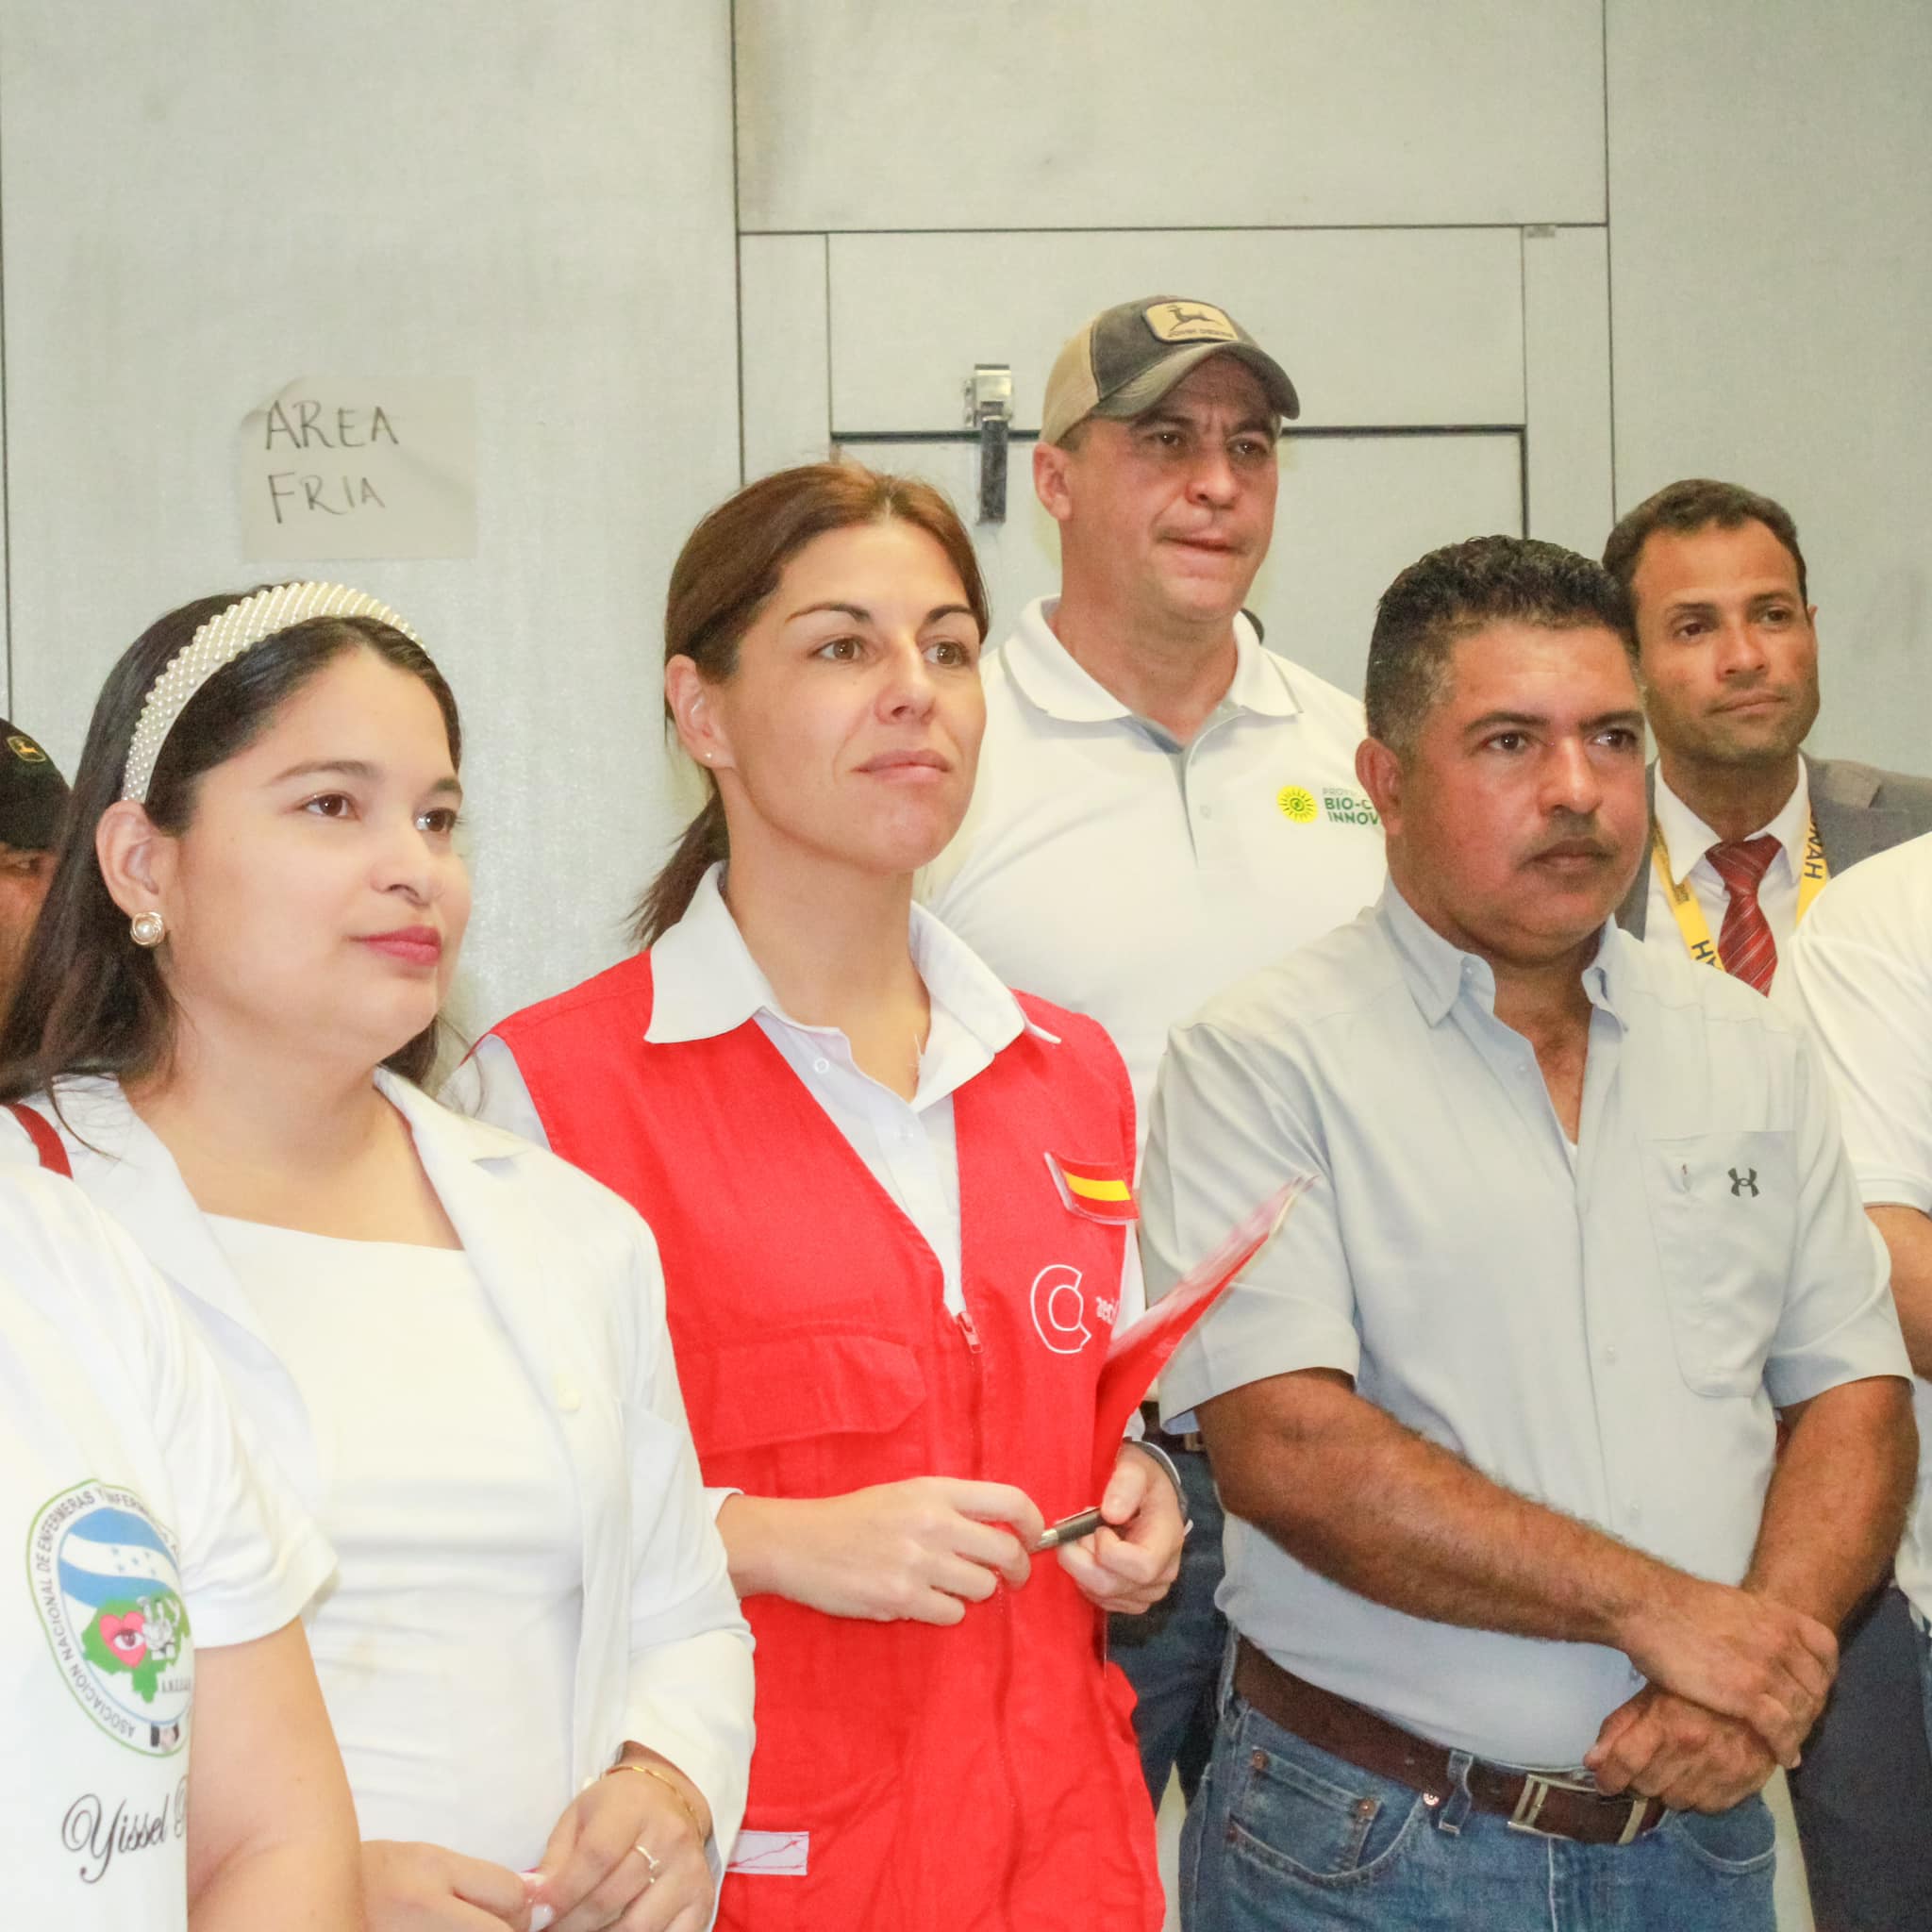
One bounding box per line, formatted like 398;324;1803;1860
1142;883;1908;1769
3;1167;329;1931
452;862;1144;1332
1789;829;1932;1621
921;597;1385;1141
1644;762;1812;1003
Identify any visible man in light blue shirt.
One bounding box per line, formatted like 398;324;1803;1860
1142;535;1915;1931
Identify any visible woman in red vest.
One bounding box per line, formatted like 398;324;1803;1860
457;463;1183;1931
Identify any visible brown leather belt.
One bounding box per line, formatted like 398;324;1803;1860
1233;1640;1665;1847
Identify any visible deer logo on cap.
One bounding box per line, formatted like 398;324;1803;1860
1142;300;1239;344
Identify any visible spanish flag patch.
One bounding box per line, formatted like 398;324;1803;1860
1045;1151;1139;1224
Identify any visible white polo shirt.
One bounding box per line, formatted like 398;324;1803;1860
923;597;1385;1139
1643;763;1812;1004
1142;884;1908;1769
2;1166;331;1930
1788;829;1932;1622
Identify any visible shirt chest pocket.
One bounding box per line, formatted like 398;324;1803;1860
1641;1130;1796;1398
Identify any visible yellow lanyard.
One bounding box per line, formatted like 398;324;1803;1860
1652;813;1829;974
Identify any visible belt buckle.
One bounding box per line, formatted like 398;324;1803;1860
1507;1773;1651;1845
1507;1772;1566;1837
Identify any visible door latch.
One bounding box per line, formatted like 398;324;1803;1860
964;363;1013;524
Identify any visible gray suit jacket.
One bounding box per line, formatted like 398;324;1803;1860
1614;755;1932;938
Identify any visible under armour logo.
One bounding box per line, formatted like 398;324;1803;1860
1729;1168;1759;1197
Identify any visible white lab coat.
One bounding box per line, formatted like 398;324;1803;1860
2;1069;754;1863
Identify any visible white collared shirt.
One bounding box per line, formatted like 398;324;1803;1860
921;597;1385;1140
1142;883;1907;1769
452;865;1144;1329
1643;762;1812;1003
1788;829;1932;1621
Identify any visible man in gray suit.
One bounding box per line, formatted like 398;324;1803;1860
1605;475;1932;1932
1605;477;1932;974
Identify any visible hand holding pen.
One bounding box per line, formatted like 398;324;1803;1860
1036;1444;1187;1614
1031;1507;1106;1552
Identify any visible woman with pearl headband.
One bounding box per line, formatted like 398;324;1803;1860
0;582;753;1932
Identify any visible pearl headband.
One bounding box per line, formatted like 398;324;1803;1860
121;581;421;805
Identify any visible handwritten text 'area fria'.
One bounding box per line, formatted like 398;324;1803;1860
238;377;475;560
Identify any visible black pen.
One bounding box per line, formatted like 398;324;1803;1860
1030;1506;1105;1552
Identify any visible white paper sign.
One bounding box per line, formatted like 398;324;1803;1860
238;376;475;559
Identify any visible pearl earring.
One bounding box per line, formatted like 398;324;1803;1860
129;910;166;948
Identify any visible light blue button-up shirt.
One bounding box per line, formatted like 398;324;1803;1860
1143;882;1908;1769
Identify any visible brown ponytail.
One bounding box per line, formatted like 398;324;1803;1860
631;461;988;948
631;791;728;948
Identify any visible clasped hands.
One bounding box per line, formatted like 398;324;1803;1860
1585;1574;1840;1814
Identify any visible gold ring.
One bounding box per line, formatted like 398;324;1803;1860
635;1840;662;1883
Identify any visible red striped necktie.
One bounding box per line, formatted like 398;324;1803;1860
1707;835;1782;994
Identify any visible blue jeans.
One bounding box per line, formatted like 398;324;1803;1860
1108;1436;1226;1803
1181;1674;1776;1932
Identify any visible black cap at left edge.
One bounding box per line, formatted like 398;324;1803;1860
0;723;69;849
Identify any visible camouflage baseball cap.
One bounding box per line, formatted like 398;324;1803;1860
1040;295;1300;446
0;721;68;849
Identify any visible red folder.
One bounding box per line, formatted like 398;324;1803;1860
1091;1175;1312;1497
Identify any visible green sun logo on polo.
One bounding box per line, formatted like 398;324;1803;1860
1278;784;1380;828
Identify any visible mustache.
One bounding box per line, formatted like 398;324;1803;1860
1525;815;1619;863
